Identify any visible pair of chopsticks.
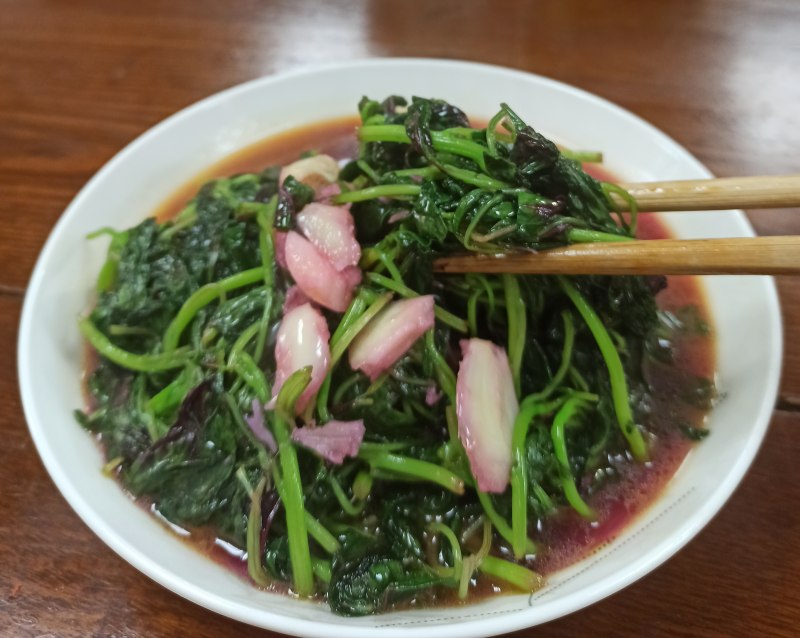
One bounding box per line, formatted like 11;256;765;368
433;175;800;275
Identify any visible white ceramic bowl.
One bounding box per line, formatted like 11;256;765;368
17;59;781;638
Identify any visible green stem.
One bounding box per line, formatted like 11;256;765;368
311;558;332;584
330;292;393;365
375;249;405;284
246;475;272;588
502;274;526;397
510;396;563;558
428;522;463;580
328;475;364;517
442;164;509;191
253;198;277;361
387;166;442;179
253;290;274;369
485;109;506;156
228;322;261;363
146;362;201;415
330;291;369;344
352;470;373;500
316;291;372;420
90;228;130;292
464;194;503;248
530;311;575;403
532;482;555;513
304;512;341;555
315;376;333;423
360;451;465;494
162;267;265;352
467;288;481;336
459;521;492;598
79;317;192;372
602;182;639;236
229;350;270;404
425;331;457;405
453;189;489;229
101;456;124;476
159;202;197;240
270;369;314;597
561;149;603;163
551;396;596;520
466;274;499;325
479;556;542;592
356;159;381;183
107;324;156;338
255;197;277;286
224;393;270;469
331;372;362;405
567;228;633;243
476;490;537;555
357;124;413;144
358;125;489;170
558;277;649;461
333;184;421;204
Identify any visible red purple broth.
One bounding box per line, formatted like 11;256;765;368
136;120;715;600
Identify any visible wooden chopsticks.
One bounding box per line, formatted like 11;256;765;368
432;175;800;276
433;237;800;276
610;174;800;211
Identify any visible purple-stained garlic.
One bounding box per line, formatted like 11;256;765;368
272;303;331;413
279;153;340;192
296;203;361;272
456;338;519;493
291;419;366;464
349;296;435;381
284;231;360;313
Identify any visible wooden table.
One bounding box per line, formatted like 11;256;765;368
2;1;799;636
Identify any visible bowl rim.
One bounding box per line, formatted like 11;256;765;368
17;57;783;638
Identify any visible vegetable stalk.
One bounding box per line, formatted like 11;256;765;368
360;449;465;494
163;267;265;352
551;396;596;519
502;274;526;397
271;368;315;597
558;277;649;461
510;396;563;558
246;475;272;587
79;317;191;372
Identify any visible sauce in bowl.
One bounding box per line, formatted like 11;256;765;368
86;117;715;609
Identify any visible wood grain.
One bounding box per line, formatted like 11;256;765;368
434;237;800;276
2;0;800;636
614;175;800;211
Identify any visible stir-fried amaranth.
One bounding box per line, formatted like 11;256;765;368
76;96;715;615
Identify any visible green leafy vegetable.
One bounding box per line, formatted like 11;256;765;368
76;95;715;616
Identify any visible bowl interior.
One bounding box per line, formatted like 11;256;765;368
18;59;781;638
